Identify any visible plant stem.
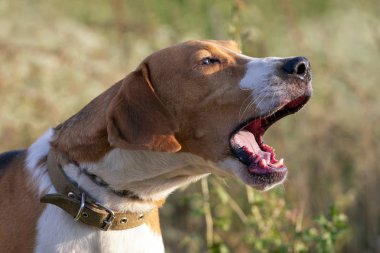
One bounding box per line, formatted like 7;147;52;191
201;178;214;248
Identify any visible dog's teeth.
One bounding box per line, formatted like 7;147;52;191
259;159;268;168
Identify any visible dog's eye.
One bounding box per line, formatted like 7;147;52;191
202;57;221;65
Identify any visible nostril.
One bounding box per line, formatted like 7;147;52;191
295;62;306;76
282;57;310;77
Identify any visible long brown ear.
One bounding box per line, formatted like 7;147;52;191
106;65;181;152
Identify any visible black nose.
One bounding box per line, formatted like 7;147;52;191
282;57;310;78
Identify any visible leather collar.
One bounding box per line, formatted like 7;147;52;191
40;151;152;231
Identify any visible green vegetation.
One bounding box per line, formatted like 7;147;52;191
0;0;378;252
176;178;349;253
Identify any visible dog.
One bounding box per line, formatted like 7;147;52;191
0;40;312;253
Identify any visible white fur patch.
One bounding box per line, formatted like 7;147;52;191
35;205;164;253
239;58;280;90
239;57;283;115
26;128;54;195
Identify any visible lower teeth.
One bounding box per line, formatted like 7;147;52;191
259;159;268;168
252;155;284;169
240;146;284;169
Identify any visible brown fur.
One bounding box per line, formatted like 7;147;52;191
144;40;250;160
145;208;162;234
144;200;165;234
107;65;181;152
51;83;121;162
52;40;250;164
0;151;44;253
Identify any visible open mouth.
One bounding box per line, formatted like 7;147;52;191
230;95;310;189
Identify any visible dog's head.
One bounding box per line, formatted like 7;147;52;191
106;40;312;191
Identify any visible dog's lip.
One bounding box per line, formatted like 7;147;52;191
230;95;311;138
229;95;310;188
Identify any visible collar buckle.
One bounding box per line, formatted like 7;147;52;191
73;192;86;221
70;192;115;231
94;201;115;231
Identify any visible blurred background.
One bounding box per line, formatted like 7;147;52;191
0;0;379;252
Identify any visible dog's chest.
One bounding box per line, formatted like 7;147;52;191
34;205;164;253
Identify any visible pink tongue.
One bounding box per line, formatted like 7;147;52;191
232;130;271;162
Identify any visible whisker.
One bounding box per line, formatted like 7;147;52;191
239;100;255;122
238;95;254;122
238;80;286;122
239;86;272;122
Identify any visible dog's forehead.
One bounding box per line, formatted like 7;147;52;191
203;40;241;53
146;40;242;62
181;40;241;53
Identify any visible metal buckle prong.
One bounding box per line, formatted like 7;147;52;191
95;202;115;231
74;192;86;221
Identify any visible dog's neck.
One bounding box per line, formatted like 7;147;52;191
31;128;213;214
28;129;211;253
25;88;217;252
63;148;211;213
